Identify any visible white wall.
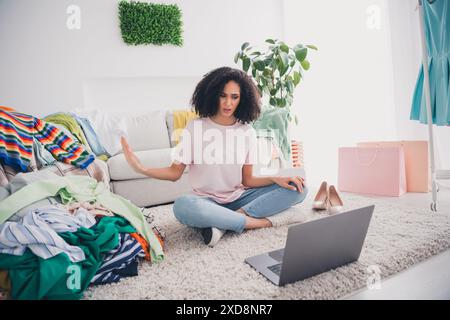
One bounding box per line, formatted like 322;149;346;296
0;0;283;116
283;0;398;186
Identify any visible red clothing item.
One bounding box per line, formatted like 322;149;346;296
130;230;165;262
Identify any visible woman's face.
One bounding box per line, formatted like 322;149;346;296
218;80;240;118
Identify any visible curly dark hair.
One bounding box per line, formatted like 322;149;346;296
190;67;261;123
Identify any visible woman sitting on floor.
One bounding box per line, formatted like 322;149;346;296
121;67;308;247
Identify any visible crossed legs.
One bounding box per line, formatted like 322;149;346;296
173;183;308;233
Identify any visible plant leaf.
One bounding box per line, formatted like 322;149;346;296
293;71;301;86
295;48;307;62
277;98;286;107
280;44;289;53
241;42;250;51
258;77;265;86
254;60;265;71
287;80;294;93
243;58;251;72
234;52;240;64
293;44;304;51
265;39;275;44
306;44;318;50
280;51;289;67
269;97;277;106
300;59;310;70
263;58;272;67
277;59;284;74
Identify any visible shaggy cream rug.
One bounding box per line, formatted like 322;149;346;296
83;193;450;300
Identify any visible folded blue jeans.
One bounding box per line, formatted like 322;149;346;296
173;183;308;233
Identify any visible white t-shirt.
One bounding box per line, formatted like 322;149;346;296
173;117;257;204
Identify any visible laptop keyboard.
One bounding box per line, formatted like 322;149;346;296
268;249;284;262
268;263;282;276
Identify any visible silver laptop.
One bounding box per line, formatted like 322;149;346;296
245;205;375;286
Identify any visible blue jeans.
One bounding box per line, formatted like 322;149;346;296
173;183;308;233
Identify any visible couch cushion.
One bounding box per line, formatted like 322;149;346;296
73;109;170;156
123;110;170;152
108;148;179;181
110;175;191;207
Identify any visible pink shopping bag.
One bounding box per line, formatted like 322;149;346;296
357;141;430;193
338;146;407;197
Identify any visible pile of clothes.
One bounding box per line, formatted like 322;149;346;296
0;109;165;299
0;172;165;300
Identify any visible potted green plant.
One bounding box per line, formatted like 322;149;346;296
234;39;317;164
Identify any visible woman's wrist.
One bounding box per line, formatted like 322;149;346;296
134;164;146;175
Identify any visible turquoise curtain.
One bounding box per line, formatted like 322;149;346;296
411;0;450;126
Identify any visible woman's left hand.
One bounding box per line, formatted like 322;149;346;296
271;176;306;192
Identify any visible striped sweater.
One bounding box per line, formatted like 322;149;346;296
0;110;94;172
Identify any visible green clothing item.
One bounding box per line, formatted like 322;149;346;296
43;113;91;150
0;175;164;263
0;216;136;300
252;106;291;161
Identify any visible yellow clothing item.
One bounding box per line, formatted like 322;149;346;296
96;154;109;162
172;110;198;145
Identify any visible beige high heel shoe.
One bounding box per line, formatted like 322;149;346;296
327;185;344;214
312;181;328;210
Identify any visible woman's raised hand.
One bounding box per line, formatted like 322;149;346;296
120;136;144;174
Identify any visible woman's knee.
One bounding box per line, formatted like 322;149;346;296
173;195;196;222
297;185;309;203
281;183;308;204
173;195;207;223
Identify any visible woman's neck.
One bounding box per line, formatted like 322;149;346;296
210;114;237;126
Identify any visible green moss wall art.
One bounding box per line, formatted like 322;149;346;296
119;1;183;46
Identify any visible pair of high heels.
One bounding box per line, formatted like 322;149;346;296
312;181;344;214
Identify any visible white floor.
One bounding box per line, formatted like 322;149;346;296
343;183;450;300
